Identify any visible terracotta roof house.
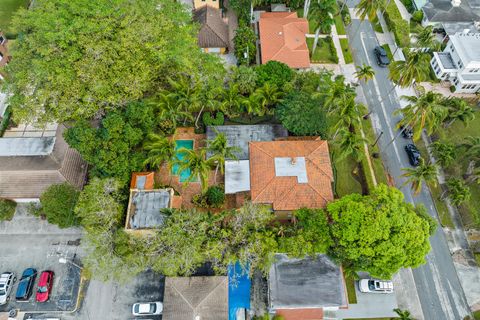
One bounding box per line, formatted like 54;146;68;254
269;254;348;320
0;125;88;200
162;276;228;320
258;12;310;68
249;139;334;211
193;5;229;54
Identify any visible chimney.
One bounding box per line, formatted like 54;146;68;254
291;157;297;165
451;0;461;7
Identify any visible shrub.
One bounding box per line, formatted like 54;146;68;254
256;61;294;87
234;25;257;65
450;85;456;93
205;186;225;207
326;36;339;63
401;0;415;12
202;112;224;126
230;66;258;95
158;118;175;135
384;2;410;47
412;10;424;23
0;106;13;137
0;199;16;221
40;183;80;228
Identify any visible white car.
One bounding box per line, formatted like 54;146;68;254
132;302;163;316
0;272;16;304
358;279;394;294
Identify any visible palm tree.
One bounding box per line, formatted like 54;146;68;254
354;64;375;83
353;0;386;39
154;93;194;129
220;84;243;117
309;0;336;52
443;97;475;127
394;91;448;141
393;308;414;320
388;50;431;88
143;134;176;170
459;136;480;178
429;141;456;168
316;75;355;112
334;128;368;162
242;94;264;117
415;25;439;52
167;76;202;127
330;96;361;135
444;177;471;206
253;82;283;110
173;148;214;193
207;132;241;180
401;159;437;195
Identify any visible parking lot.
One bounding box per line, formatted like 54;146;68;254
0;205;83;314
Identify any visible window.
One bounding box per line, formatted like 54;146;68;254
0;36;4;45
462;85;468;89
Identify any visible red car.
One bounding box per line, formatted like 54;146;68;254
36;271;54;302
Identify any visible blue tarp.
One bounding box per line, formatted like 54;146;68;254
228;262;251;320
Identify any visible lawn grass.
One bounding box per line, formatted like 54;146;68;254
339;38;353;64
474;309;480;320
344;274;357;304
307;38;338;64
0;0;29;35
362;117;389;186
332;149;363;197
334;14;346;35
475;253;480;266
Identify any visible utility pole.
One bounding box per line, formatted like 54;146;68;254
372;131;384;147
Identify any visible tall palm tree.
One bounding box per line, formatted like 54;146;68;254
354;64;375;83
331;96;361;135
253;82;283;110
415;25;439;52
429;141;456;168
443;97;475;127
334;128;368;162
167;76;202;126
401;159;437;195
393;308;414;320
394;91;448;140
143;133;176;170
460;136;480;161
316;75;355;112
444;177;471;206
154;93;194;129
242;94;264;117
173;148;214;193
207;132;241;180
388;50;431;88
220;84;243;117
309;0;336;52
353;0;386;39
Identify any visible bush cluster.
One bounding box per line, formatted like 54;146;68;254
192;186;225;208
384;2;410;47
202;112;225;126
0;199;17;221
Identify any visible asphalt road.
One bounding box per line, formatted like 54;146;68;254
346;11;471;320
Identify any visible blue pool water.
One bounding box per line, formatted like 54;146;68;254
172;140;194;182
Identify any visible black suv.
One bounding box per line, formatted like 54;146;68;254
405;144;421;166
374;46;390;67
15;268;37;301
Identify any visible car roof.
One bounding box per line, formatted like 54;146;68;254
376;46;387;54
138;303;153;313
22;268;36;276
38;271;51;283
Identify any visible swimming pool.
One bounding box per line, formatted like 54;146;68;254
172;140;194;182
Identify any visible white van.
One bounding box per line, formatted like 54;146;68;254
358;279;394;293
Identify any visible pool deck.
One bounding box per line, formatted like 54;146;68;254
155;127;224;209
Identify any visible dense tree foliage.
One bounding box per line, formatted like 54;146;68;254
233;26;257;65
0;199;16;221
255;61;294;88
276;92;327;137
39;183;80;228
4;0;222;124
327;184;431;278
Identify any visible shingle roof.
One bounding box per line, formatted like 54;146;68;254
163;276;228;320
193;5;229;48
422;0;480;22
0;125;88;199
259;12;310;68
249;139;333;211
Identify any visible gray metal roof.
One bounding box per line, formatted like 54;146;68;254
0;137;55;156
225;160;251;194
130;190;171;229
269;254;347;310
206;125;288;160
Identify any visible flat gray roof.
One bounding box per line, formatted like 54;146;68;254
0;137;56;156
437;52;456;69
269;254;347;309
206;125;288;160
274;157;308;183
225;160;251;194
129;190;171;229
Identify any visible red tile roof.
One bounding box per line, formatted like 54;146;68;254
249;140;334;211
259;12;310;68
276;308;324;320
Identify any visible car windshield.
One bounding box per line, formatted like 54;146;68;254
368;280;376;290
150;304;157;313
0;289;5;295
37;286;48;293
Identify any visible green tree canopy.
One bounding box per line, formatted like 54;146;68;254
327;184;431;278
4;0;222;124
233;26;257;65
255;61;294;88
276;92;328;137
39;183;80;228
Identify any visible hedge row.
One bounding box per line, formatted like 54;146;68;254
384;2;410;47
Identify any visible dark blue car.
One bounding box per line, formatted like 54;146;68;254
15;268;37;301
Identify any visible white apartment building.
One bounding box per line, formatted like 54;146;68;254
431;32;480;93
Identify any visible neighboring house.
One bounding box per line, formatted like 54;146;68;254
269;254;348;320
193;0;219;9
0;31;10;76
193;5;229;54
125;172;174;232
258;12;310;68
0;125;88;201
430;32;480;93
418;0;480;33
162;276;228;320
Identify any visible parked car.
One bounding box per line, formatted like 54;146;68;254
0;272;16;305
359;279;394;293
132;302;163;316
16;268;37;301
36;271;54;302
374;46;390;67
405;143;421;166
399;124;414;139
